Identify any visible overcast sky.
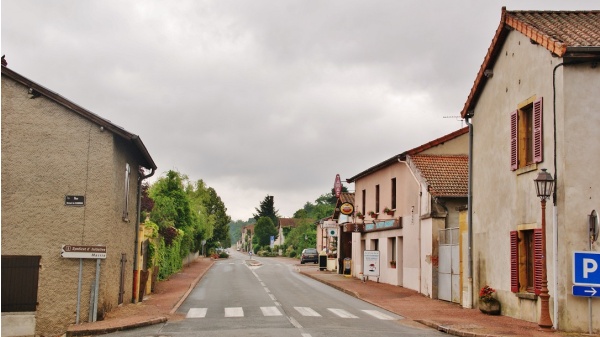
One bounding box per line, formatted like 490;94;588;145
2;1;597;221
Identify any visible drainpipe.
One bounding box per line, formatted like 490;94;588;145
551;61;563;331
465;113;474;309
132;167;155;303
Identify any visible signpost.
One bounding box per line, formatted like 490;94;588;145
573;251;600;287
572;286;599;297
363;250;380;281
61;245;106;324
61;245;107;259
573;251;600;334
334;174;342;198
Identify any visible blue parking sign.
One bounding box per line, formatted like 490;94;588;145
573;251;600;286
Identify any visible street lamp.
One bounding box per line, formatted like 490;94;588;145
534;168;554;329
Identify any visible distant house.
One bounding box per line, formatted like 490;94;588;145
346;127;468;300
460;8;600;333
1;62;157;336
241;224;255;252
275;218;301;248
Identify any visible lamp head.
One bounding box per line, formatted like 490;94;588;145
534;168;554;200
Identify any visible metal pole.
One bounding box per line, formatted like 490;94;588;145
589;235;593;335
76;259;82;324
92;259;101;322
538;199;553;329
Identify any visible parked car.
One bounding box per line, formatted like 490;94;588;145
300;248;318;264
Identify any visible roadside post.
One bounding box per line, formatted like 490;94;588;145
571;209;599;334
61;245;106;324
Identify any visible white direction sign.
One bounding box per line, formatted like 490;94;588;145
61;245;107;259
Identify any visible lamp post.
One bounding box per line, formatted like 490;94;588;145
534;168;554;329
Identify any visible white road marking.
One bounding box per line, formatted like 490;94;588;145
294;307;321;317
268;294;276;301
362;309;395;320
224;307;244;317
186;308;207;318
328;308;358;318
264;287;270;293
261;306;283;316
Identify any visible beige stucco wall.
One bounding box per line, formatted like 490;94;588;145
470;30;600;333
1;75;142;336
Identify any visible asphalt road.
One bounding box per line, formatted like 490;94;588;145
103;250;445;337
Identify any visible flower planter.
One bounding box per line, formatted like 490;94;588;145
479;299;501;315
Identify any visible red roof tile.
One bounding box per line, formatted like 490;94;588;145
409;155;468;197
461;8;600;118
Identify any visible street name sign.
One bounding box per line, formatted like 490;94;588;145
61;245;107;259
65;195;85;206
573;251;600;286
572;285;599;297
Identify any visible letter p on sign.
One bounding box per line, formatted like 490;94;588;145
584;258;598;278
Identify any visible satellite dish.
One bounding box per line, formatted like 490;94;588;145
590;210;599;244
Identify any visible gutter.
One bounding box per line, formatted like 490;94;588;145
464;113;474;309
132;167;155;303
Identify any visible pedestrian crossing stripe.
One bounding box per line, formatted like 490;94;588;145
294;307;321;317
261;306;282;316
224;307;244;317
328;308;358;318
186;308;207;318
185;307;396;320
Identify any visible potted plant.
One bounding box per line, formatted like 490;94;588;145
479;285;500;315
383;207;395;216
356;212;364;219
389;260;396;268
368;211;378;219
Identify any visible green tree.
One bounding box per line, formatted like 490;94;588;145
253;216;278;247
284;218;317;255
253;195;280;228
149;170;193;230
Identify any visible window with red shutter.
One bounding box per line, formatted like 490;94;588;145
510;231;519;292
511;96;543;170
533;98;543;163
510;110;518;170
533;228;543;295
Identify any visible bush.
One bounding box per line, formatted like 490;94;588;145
219;251;229;259
289;251;297;258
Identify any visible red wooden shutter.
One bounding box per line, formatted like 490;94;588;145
533;97;543;163
510;231;519;292
510;110;518;170
533;228;543;295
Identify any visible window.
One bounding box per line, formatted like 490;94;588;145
2;256;41;312
510;229;542;294
391;178;397;210
388;237;396;262
123;163;131;221
362;189;366;215
511;97;543;170
375;185;380;213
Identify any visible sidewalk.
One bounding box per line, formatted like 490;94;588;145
66;257;597;337
299;266;597;337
